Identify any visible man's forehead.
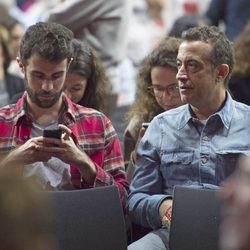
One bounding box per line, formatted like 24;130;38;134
25;54;68;72
177;41;212;60
27;53;68;64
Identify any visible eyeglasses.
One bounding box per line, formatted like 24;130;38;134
147;84;179;97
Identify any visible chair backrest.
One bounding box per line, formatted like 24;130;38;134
42;186;127;250
169;186;221;250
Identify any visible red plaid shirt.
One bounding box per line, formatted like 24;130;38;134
0;93;128;208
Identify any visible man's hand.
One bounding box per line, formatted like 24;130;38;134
159;199;173;220
1;137;52;168
36;124;97;184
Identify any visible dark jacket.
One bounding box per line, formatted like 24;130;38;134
5;73;25;101
229;75;250;105
206;0;250;40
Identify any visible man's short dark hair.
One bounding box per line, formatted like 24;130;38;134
181;26;235;85
20;22;74;65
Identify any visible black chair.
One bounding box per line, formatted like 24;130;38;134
42;186;127;250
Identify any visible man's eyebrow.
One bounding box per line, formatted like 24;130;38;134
31;70;65;75
52;71;65;75
31;70;44;75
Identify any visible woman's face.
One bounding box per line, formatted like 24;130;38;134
150;66;182;110
10;23;24;58
64;72;87;103
0;41;3;66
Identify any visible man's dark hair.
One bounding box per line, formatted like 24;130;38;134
181;26;235;85
20;22;74;65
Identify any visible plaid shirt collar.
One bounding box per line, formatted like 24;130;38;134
14;92;76;127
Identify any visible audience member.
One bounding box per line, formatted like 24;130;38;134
5;17;25;78
128;26;250;250
124;36;183;183
205;0;250;41
48;0;132;115
0;22;128;210
64;38;108;114
228;22;250;105
168;14;210;37
219;153;250;250
0;24;24;107
0;170;58;250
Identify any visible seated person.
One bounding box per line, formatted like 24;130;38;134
219;153;250;250
124;36;183;182
0;25;24;107
228;22;250;105
0;22;128;212
128;26;250;250
64;38;108;114
0;169;58;250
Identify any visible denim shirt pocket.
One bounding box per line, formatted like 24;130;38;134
160;151;194;188
215;150;241;184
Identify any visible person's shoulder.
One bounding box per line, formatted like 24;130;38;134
73;103;106;117
233;100;250;112
124;115;143;138
0;103;18;122
64;95;108;122
71;103;112;128
5;73;25;86
232;100;250;122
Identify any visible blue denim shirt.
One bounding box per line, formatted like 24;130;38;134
128;93;250;229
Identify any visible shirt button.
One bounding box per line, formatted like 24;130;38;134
23;135;28;140
202;136;209;141
201;157;208;164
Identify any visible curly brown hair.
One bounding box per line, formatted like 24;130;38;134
126;36;182;122
232;22;250;76
0;25;11;72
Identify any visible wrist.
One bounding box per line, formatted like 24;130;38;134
162;205;172;229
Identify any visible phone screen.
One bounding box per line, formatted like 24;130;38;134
43;129;62;139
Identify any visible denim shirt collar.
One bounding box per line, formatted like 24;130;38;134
178;91;234;130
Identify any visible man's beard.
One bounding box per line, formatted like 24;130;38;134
25;82;63;109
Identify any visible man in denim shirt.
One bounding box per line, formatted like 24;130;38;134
128;26;250;250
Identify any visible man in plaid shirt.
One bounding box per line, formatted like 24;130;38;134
0;22;128;209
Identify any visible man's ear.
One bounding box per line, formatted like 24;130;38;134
216;64;229;82
67;57;74;71
16;57;25;74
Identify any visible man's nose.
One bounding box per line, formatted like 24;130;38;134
176;64;188;80
41;79;54;91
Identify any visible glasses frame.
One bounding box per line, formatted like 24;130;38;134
147;83;179;98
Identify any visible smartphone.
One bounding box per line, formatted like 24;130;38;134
43;129;62;139
142;122;150;129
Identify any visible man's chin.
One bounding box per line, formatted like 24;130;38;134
34;99;58;108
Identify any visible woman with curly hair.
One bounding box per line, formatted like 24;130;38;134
124;36;183;183
64;38;109;114
228;22;250;105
